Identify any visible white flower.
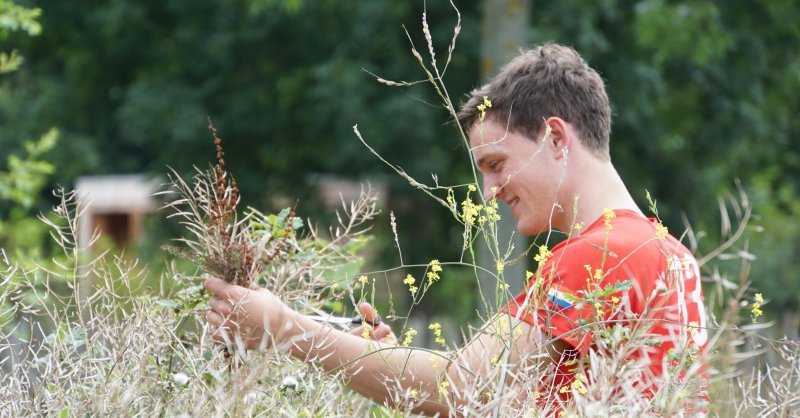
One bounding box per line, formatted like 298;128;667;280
172;372;189;386
242;391;260;405
281;375;298;388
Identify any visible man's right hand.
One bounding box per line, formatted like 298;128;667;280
349;302;397;344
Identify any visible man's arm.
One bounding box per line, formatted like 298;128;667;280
205;278;571;416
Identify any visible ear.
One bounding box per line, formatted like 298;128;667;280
544;117;571;160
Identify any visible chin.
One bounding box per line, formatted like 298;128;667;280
516;217;550;236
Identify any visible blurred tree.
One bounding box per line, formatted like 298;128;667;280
529;0;800;312
1;0;482;325
3;0;800;324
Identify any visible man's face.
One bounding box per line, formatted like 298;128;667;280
469;118;560;236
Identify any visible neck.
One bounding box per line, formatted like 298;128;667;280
554;156;644;231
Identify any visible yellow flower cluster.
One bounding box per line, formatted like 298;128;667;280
572;374;588;395
403;274;418;294
402;327;417;346
655;222;669;239
439;381;450;397
427;259;443;284
477;96;492;121
688;321;700;340
534;245;553;267
752;293;764;323
483;199;501;223
462;199;483;225
496;260;504;274
603;208;616;230
446;188;456;209
559;374;588;396
358;275;368;285
584;264;603;283
429;322;446;347
429;353;441;368
594;301;604;318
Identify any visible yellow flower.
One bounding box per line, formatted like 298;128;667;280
688;321;699;338
755;293;764;303
574;221;585;230
439;381;450;396
655;222;669;239
611;296;620;304
603;208;616;230
429;353;441;368
430;259;442;272
559;385;569;394
496;260;505;274
468;184;477;192
403;274;415;285
571;379;587;395
402;328;417;346
358;275;368;285
534;245;553;267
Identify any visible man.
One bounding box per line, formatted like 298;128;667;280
205;43;708;416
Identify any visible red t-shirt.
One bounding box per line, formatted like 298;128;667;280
504;209;709;410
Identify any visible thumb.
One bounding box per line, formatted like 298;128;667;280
357;302;377;323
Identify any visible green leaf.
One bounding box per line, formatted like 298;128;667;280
156;299;179;309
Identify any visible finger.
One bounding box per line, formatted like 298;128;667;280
357;302;376;323
207;309;225;327
349;325;368;338
204;277;243;301
208;296;232;316
371;324;393;341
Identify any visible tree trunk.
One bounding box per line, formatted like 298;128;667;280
477;0;531;316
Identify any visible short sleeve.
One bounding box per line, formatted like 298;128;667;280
502;241;610;355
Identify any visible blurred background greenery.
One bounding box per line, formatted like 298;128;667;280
2;0;799;343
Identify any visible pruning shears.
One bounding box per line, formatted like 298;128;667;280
301;302;381;330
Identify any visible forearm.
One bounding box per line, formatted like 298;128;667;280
283;313;457;416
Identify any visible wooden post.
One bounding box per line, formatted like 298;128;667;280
477;0;531;316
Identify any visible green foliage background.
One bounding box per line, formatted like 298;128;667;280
2;0;799;326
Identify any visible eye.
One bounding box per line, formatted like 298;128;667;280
488;160;502;172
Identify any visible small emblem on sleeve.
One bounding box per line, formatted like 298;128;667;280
547;288;576;310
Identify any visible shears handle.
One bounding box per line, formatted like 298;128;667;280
351;314;381;327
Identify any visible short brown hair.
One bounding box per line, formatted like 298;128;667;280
457;43;611;160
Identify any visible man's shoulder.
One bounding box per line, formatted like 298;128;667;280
549;210;688;277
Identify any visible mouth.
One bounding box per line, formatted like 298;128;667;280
507;198;520;210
